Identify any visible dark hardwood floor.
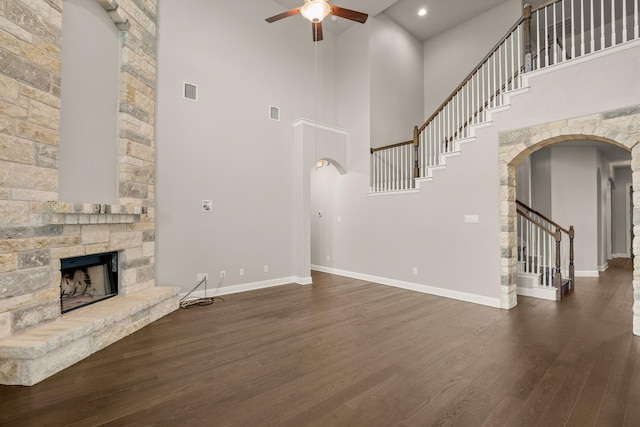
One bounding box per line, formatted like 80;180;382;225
1;259;638;426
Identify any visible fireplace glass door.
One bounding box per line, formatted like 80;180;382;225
60;252;118;313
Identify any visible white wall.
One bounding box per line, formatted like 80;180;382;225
311;163;340;265
422;0;522;115
530;149;552;216
516;156;531;205
595;150;611;269
612;167;632;256
59;0;119;204
155;0;338;291
369;13;424;148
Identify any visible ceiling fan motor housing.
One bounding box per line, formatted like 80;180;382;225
301;0;331;23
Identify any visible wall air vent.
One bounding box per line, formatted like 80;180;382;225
269;105;280;121
183;82;198;101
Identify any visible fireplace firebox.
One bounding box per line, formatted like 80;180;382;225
60;252;119;313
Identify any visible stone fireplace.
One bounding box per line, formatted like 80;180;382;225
0;0;178;386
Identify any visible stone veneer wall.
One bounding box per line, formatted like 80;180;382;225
0;0;164;341
498;106;640;332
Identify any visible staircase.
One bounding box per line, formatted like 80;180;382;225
370;0;640;194
516;200;575;301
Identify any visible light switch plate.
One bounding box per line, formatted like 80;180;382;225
464;215;479;224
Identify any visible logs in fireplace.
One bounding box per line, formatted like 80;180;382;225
60;252;118;313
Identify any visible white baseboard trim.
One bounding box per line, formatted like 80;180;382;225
178;276;302;300
294;276;313;285
311;265;501;308
517;285;557;301
575;270;600;278
599;263;609;272
611;253;631;259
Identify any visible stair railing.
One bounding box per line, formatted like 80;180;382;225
370;0;640;193
516;200;575;299
528;0;639;72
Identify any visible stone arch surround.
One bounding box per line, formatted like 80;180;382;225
498;106;640;333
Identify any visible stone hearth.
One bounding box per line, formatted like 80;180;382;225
0;286;176;386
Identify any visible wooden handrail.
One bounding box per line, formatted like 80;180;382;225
517;208;556;236
531;0;563;13
516;200;569;234
370;140;413;154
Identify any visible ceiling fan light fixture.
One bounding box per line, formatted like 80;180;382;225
301;0;331;23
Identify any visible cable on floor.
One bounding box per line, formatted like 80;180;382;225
179;277;225;309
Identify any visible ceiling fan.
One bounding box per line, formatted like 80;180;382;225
265;0;368;42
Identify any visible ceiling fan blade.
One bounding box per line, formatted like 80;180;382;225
329;5;368;23
265;7;302;23
312;21;324;42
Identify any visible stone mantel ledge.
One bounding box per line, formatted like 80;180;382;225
41;201;147;225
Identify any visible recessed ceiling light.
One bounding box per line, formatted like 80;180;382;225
418;8;427;17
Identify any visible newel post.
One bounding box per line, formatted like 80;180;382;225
569;226;575;291
554;227;562;300
524;3;532;72
413;126;420;179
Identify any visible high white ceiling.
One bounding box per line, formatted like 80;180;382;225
385;0;508;40
272;0;517;41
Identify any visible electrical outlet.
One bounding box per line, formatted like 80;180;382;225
412;267;418;275
263;265;269;273
326;255;331;261
197;273;203;281
239;268;244;276
220;270;226;279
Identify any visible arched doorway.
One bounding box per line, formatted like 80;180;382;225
310;160;341;269
498;108;640;334
292;119;347;284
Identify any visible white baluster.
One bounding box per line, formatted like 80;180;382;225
372;152;376;192
536;11;541;69
509;33;514;91
394;147;398;190
553;1;557;64
543;230;548;286
536;224;541;277
571;0;576;57
611;0;616;45
561;0;566;61
517;25;522;88
501;42;506;95
370;152;374;192
492;50;500;107
601;0;606;49
622;0;627;42
471;73;476;125
635;0;639;40
453;92;457;144
589;0;594;52
400;145;404;190
523;221;533;273
373;152;378;192
427;125;431;167
545;6;550;67
376;152;380;192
